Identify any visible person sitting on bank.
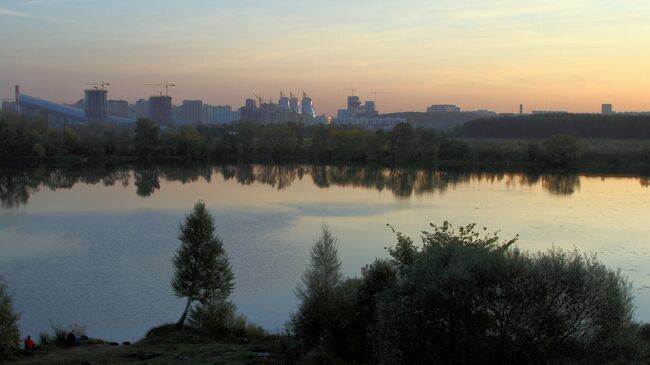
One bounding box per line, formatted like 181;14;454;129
24;335;35;356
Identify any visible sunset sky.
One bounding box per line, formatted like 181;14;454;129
2;0;650;115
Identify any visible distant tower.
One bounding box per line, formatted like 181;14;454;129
602;104;613;115
278;92;290;111
301;92;316;120
289;93;301;113
14;85;21;114
84;89;108;122
149;95;173;126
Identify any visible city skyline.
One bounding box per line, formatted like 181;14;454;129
2;0;650;114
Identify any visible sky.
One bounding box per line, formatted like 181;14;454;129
1;0;650;115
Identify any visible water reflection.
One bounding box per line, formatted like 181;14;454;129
0;164;648;208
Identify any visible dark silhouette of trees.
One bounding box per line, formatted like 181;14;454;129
0;278;19;360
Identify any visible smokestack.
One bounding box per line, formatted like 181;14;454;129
519;104;523;115
15;85;20;113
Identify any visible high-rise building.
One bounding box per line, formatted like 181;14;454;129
149;95;173;126
182;100;203;124
107;100;129;118
240;98;260;123
84;89;108;122
135;99;149;119
602;104;613;115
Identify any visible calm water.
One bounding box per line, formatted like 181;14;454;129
0;164;649;341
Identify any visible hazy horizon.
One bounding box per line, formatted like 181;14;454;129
2;0;650;115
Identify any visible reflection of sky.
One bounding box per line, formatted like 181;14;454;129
0;171;649;341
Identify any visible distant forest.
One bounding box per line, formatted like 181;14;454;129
1;110;650;171
463;114;650;139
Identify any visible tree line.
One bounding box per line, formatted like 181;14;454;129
4;110;650;169
463;113;650;139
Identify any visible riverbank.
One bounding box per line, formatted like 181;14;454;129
9;326;284;364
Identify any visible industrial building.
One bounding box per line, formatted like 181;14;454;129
149;95;173;126
427;104;461;113
7;85;132;125
239;92;315;124
602;104;614;115
334;93;403;128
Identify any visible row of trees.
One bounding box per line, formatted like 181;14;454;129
463;114;650;139
5;111;650;168
289;223;648;364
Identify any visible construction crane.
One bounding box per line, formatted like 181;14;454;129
145;82;176;96
370;91;389;101
340;88;357;96
253;93;264;106
86;81;111;90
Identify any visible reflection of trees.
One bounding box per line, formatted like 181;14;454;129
134;168;160;197
641;177;649;187
0;164;600;209
541;174;581;195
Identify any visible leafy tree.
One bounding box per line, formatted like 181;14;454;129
134;118;159;160
543;134;581;167
0;278;19;361
171;201;234;328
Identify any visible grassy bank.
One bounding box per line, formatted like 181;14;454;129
10;326;284;365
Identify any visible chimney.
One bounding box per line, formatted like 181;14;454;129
15;85;21;113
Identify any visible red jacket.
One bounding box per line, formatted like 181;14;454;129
25;337;35;350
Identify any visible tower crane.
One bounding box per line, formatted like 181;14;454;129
145;82;176;96
253;93;264;106
86;81;111;90
370;91;389;101
340;88;357;96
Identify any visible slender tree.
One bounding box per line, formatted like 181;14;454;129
296;224;342;302
171;201;234;328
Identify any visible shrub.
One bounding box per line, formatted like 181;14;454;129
188;300;266;340
374;223;640;364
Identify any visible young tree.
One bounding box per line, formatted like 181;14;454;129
292;224;343;351
0;278;19;360
296;224;342;303
171;201;234;328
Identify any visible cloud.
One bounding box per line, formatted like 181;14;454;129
0;5;72;23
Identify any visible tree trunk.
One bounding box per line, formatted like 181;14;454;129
176;298;192;329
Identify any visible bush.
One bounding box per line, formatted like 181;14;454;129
374;223;641;364
0;279;19;360
291;222;647;364
188;300;266;340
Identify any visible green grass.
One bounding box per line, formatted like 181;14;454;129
10;327;283;365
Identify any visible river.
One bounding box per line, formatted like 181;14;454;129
0;164;649;342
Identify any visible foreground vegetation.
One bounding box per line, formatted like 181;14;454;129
2;203;649;364
3;111;650;171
